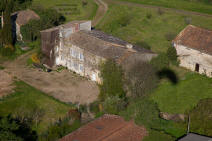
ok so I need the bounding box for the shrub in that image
[135,41,151,50]
[89,101,100,114]
[41,117,81,141]
[143,130,175,141]
[189,98,212,136]
[102,96,128,114]
[166,46,178,65]
[146,13,152,19]
[150,53,169,71]
[79,104,88,113]
[118,14,132,27]
[157,8,164,15]
[165,32,176,41]
[99,60,125,100]
[184,17,192,25]
[125,61,158,98]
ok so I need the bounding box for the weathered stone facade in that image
[174,44,212,77]
[173,25,212,77]
[41,20,156,83]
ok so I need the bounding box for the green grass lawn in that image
[117,0,212,15]
[151,73,212,114]
[0,81,72,134]
[32,0,98,21]
[97,4,212,53]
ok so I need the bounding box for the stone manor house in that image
[173,25,212,77]
[41,21,156,83]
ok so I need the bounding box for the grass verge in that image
[0,81,72,134]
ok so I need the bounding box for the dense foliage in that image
[40,118,81,141]
[166,46,178,65]
[0,115,37,141]
[126,61,158,98]
[150,53,169,71]
[190,98,212,136]
[21,7,65,42]
[99,60,125,100]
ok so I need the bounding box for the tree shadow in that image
[157,68,179,84]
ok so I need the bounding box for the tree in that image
[126,60,158,98]
[166,46,178,65]
[0,0,15,56]
[150,53,169,71]
[99,60,125,100]
[0,115,37,141]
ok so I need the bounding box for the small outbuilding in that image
[178,133,212,141]
[173,25,212,77]
[59,114,147,141]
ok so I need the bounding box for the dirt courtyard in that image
[2,52,99,104]
[0,70,14,98]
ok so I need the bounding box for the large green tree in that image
[0,115,37,141]
[99,60,125,100]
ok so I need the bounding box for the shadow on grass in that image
[157,68,179,84]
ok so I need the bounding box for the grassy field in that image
[0,81,72,134]
[151,73,212,114]
[97,4,212,53]
[32,0,98,21]
[118,0,212,15]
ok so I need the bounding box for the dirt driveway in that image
[2,51,99,104]
[0,70,14,98]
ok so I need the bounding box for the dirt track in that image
[92,0,108,27]
[2,51,99,104]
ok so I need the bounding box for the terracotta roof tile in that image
[173,25,212,55]
[59,114,147,141]
[14,9,40,26]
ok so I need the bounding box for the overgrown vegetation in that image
[189,98,212,136]
[126,60,158,98]
[0,81,72,135]
[0,115,37,141]
[21,7,65,42]
[99,60,125,100]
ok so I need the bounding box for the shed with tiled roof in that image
[173,25,212,77]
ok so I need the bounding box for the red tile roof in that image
[173,25,212,55]
[59,114,147,141]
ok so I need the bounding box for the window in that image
[73,62,79,71]
[79,53,84,61]
[79,64,84,72]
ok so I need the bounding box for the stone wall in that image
[174,44,212,77]
[55,41,104,83]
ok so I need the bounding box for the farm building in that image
[173,25,212,77]
[40,20,156,83]
[59,114,147,141]
[178,133,212,141]
[1,9,40,41]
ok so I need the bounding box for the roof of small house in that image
[59,114,147,141]
[67,30,154,62]
[178,133,212,141]
[14,9,40,26]
[173,25,212,55]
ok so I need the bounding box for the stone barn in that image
[41,20,156,83]
[173,25,212,77]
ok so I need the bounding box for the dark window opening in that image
[195,63,200,72]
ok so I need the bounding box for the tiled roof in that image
[173,25,212,55]
[59,114,147,141]
[67,30,154,62]
[15,9,40,26]
[178,133,212,141]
